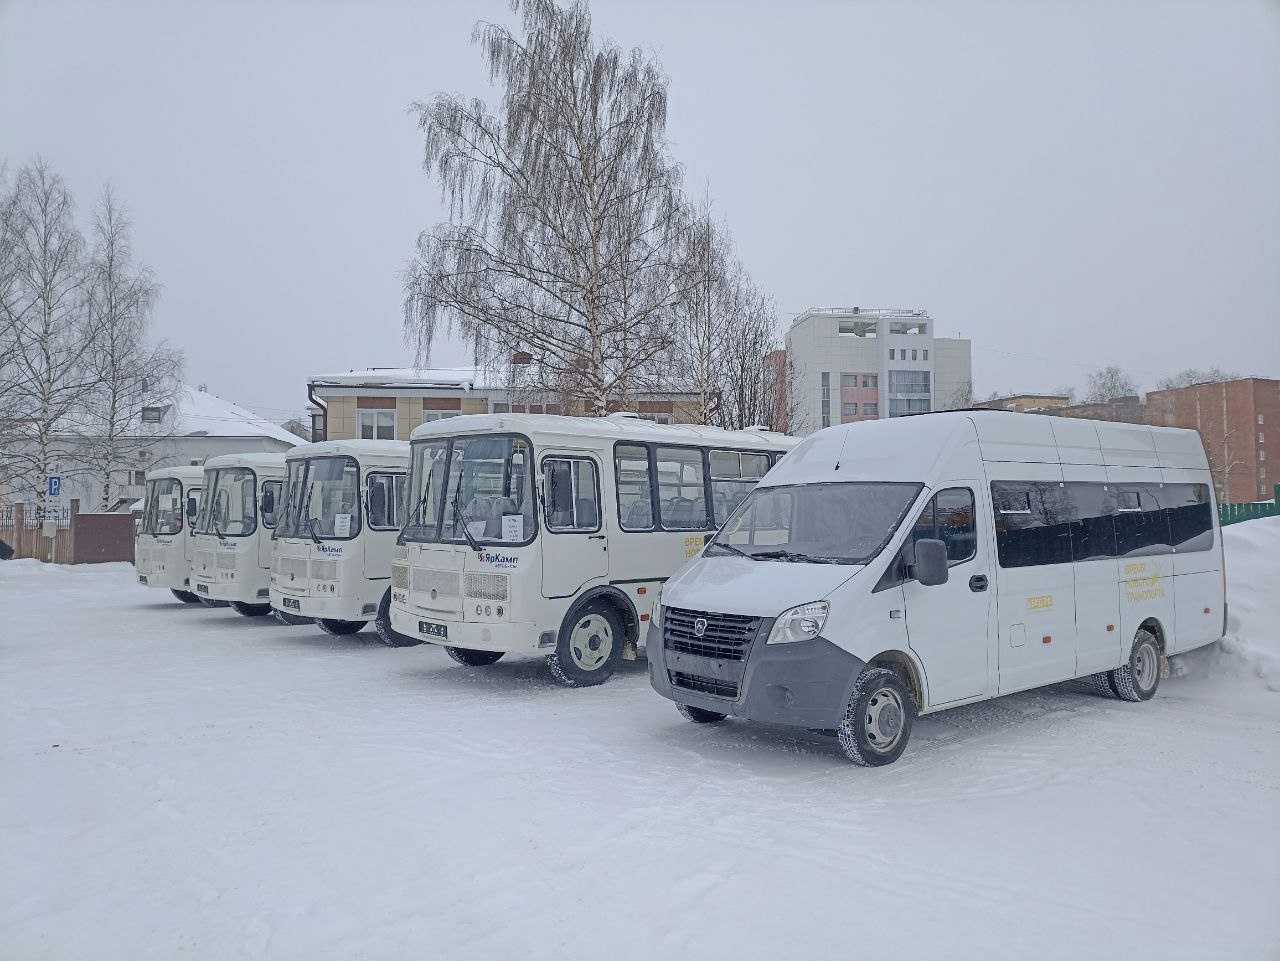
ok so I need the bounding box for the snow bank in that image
[1195,516,1280,690]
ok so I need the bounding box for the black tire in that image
[375,587,422,648]
[836,667,916,767]
[445,646,505,666]
[317,618,367,636]
[547,600,625,687]
[272,608,313,626]
[676,703,726,724]
[170,589,201,604]
[230,601,272,617]
[198,596,229,608]
[1110,629,1161,703]
[1089,671,1118,698]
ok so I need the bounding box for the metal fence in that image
[1219,487,1279,527]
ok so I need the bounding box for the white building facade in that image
[785,307,972,435]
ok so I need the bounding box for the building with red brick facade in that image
[1144,377,1278,503]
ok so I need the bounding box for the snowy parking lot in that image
[3,521,1279,960]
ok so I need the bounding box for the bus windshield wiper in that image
[451,475,481,552]
[751,549,840,564]
[304,513,322,545]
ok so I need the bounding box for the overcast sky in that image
[2,0,1277,420]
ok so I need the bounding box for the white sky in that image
[2,0,1277,419]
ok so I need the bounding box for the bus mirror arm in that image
[914,538,949,587]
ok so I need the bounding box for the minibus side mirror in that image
[914,538,949,587]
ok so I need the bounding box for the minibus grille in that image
[465,572,509,601]
[412,568,460,597]
[391,564,409,591]
[663,608,762,661]
[669,671,739,699]
[311,559,337,581]
[216,552,238,570]
[279,556,308,579]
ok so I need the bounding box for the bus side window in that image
[709,450,770,526]
[615,444,654,531]
[261,481,282,528]
[543,458,600,532]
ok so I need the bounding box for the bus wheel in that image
[445,647,504,666]
[676,703,726,724]
[836,667,915,767]
[375,588,421,648]
[198,597,229,608]
[1109,629,1161,703]
[547,602,624,687]
[231,602,272,617]
[170,589,201,604]
[273,609,312,626]
[317,618,367,636]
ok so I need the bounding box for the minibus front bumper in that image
[647,619,866,730]
[270,587,373,622]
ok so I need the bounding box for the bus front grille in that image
[391,564,409,590]
[216,552,238,570]
[196,550,216,572]
[311,559,337,581]
[412,568,460,598]
[663,607,761,661]
[669,671,739,699]
[279,556,308,579]
[465,572,509,601]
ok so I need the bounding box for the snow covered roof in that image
[309,367,496,390]
[286,439,411,464]
[411,412,798,449]
[202,452,290,473]
[176,388,300,445]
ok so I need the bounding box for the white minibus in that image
[269,439,411,638]
[389,413,797,685]
[134,465,206,603]
[649,411,1226,766]
[189,452,288,616]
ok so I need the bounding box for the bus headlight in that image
[766,601,829,645]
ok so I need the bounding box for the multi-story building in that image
[1144,377,1278,503]
[973,393,1074,413]
[307,367,703,442]
[784,307,972,434]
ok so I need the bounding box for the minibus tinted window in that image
[144,478,183,535]
[709,482,921,564]
[1166,483,1213,552]
[366,472,406,530]
[615,444,654,531]
[709,450,770,525]
[1065,482,1118,561]
[655,447,709,530]
[910,488,976,564]
[992,482,1073,568]
[1113,486,1172,557]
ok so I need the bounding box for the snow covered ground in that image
[2,521,1278,960]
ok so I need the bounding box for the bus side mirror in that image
[914,538,949,586]
[261,488,275,514]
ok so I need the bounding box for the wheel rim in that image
[569,614,613,671]
[864,687,906,754]
[1134,640,1158,690]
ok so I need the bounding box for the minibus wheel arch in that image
[1139,618,1166,652]
[869,650,925,710]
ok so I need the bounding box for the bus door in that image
[183,486,202,565]
[539,452,608,599]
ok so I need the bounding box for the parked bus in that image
[269,440,411,638]
[189,452,288,616]
[134,465,206,603]
[649,411,1225,766]
[389,413,798,685]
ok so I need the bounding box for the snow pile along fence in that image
[1219,484,1279,526]
[0,500,135,564]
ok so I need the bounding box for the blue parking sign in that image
[47,476,61,498]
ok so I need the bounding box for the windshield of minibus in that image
[402,435,534,545]
[142,478,183,535]
[196,468,258,537]
[706,482,922,564]
[274,457,361,540]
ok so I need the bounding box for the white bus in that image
[269,439,411,638]
[134,465,206,603]
[389,413,798,685]
[649,411,1226,766]
[189,452,288,616]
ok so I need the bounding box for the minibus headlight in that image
[766,601,829,645]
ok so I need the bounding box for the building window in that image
[820,372,831,429]
[923,349,929,360]
[888,368,932,417]
[141,406,165,424]
[889,321,928,336]
[1259,414,1265,425]
[841,374,858,389]
[864,402,879,417]
[863,375,878,389]
[842,403,857,416]
[422,411,460,423]
[888,349,895,360]
[911,349,918,361]
[1260,433,1266,444]
[357,409,395,440]
[838,320,877,337]
[1261,450,1266,462]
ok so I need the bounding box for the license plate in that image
[196,583,208,594]
[282,596,300,611]
[138,575,148,585]
[419,620,447,639]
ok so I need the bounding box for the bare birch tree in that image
[1155,367,1238,391]
[80,187,181,510]
[0,160,97,517]
[1085,365,1138,403]
[403,0,691,415]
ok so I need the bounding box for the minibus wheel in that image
[836,668,915,767]
[1109,629,1161,703]
[676,703,726,724]
[445,647,505,666]
[230,602,272,617]
[170,589,201,604]
[198,597,230,608]
[374,588,422,647]
[547,602,625,687]
[317,618,367,636]
[1089,672,1118,698]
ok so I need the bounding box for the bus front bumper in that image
[646,620,865,730]
[191,575,266,604]
[270,587,375,622]
[389,606,541,653]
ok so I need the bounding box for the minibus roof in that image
[285,439,410,463]
[762,410,1209,488]
[409,413,798,450]
[202,452,289,472]
[144,465,206,483]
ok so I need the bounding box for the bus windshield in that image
[706,482,922,565]
[196,468,258,537]
[275,456,361,540]
[142,478,183,535]
[403,434,534,545]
